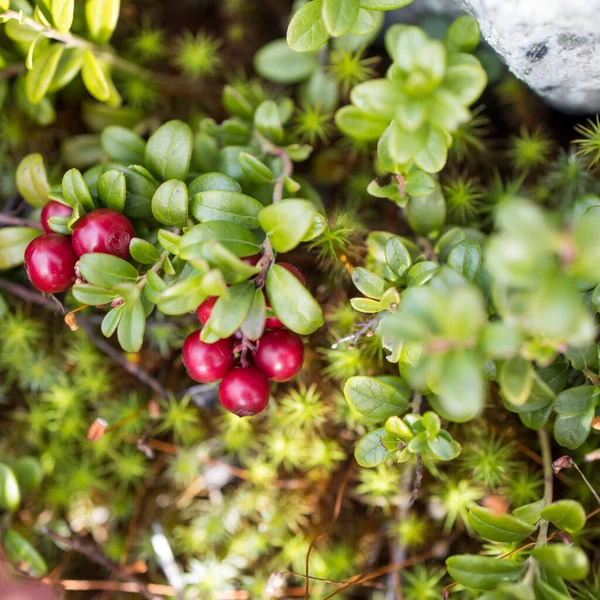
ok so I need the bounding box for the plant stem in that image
[0,213,42,228]
[331,313,384,349]
[0,279,62,311]
[537,427,554,547]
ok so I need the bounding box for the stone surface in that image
[459,0,600,114]
[387,0,600,114]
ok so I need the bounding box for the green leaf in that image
[81,49,110,102]
[72,284,118,305]
[287,0,329,52]
[145,120,193,181]
[151,179,188,228]
[155,277,206,315]
[554,410,594,449]
[480,322,522,359]
[77,253,138,289]
[344,375,410,420]
[12,457,43,493]
[106,164,157,219]
[446,555,524,590]
[62,168,94,211]
[117,299,145,352]
[500,357,534,406]
[3,530,47,577]
[385,236,412,277]
[359,0,412,9]
[414,126,448,173]
[350,297,382,313]
[101,304,124,337]
[240,288,266,341]
[129,238,161,264]
[351,267,386,299]
[434,350,484,422]
[553,385,600,416]
[541,500,586,534]
[442,63,487,106]
[405,168,436,196]
[406,185,446,235]
[468,506,536,542]
[447,240,482,281]
[85,0,120,44]
[156,230,181,256]
[513,501,545,525]
[16,153,50,208]
[532,545,589,581]
[533,578,571,600]
[355,428,392,467]
[254,100,283,143]
[52,0,73,33]
[188,172,242,196]
[266,264,324,334]
[97,170,126,212]
[445,15,480,53]
[259,199,317,252]
[180,221,260,258]
[192,190,263,229]
[0,227,40,270]
[254,38,319,84]
[239,152,274,183]
[335,105,389,141]
[205,281,254,338]
[427,431,461,461]
[101,126,145,164]
[323,0,360,37]
[0,463,21,511]
[47,47,84,92]
[478,583,535,600]
[25,42,63,104]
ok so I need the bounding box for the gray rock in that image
[459,0,600,114]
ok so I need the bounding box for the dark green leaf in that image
[259,199,317,252]
[541,500,586,534]
[152,179,188,227]
[101,304,123,337]
[200,240,259,284]
[241,288,266,341]
[355,428,392,467]
[239,152,274,183]
[500,357,534,406]
[97,170,126,212]
[468,506,536,542]
[205,281,254,338]
[385,236,412,277]
[254,100,283,143]
[512,501,545,525]
[117,300,145,352]
[62,168,94,211]
[532,545,589,581]
[145,120,193,181]
[554,410,594,449]
[12,457,42,492]
[188,172,241,197]
[16,153,50,208]
[344,375,410,419]
[101,126,145,164]
[180,221,260,258]
[77,253,138,289]
[156,277,206,315]
[446,555,524,590]
[553,385,600,416]
[129,238,161,264]
[447,240,482,281]
[72,284,118,305]
[192,190,263,229]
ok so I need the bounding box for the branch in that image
[331,314,384,350]
[0,214,42,228]
[78,319,168,398]
[0,279,62,312]
[40,528,161,600]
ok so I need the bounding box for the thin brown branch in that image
[0,279,63,311]
[0,214,42,228]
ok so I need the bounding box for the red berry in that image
[219,367,270,416]
[265,262,306,329]
[255,329,304,382]
[182,332,234,383]
[24,234,77,293]
[242,253,261,266]
[71,208,134,259]
[40,201,73,234]
[197,296,218,325]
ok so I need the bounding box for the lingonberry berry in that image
[182,332,234,383]
[24,234,77,293]
[255,329,304,382]
[40,201,73,234]
[197,296,218,325]
[219,367,270,416]
[71,209,135,259]
[265,262,306,329]
[242,253,261,266]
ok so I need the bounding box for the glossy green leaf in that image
[129,238,161,264]
[335,105,390,141]
[350,297,382,313]
[445,15,480,53]
[478,583,535,600]
[287,0,328,52]
[553,385,600,416]
[85,0,120,44]
[188,172,242,196]
[265,264,324,335]
[47,47,84,92]
[239,152,274,183]
[52,0,73,33]
[101,126,145,164]
[145,120,193,181]
[0,227,41,270]
[532,545,589,581]
[180,221,260,259]
[468,505,536,542]
[259,199,317,252]
[351,267,386,299]
[513,501,545,525]
[446,555,524,590]
[77,253,138,289]
[3,530,47,577]
[152,179,188,228]
[385,236,412,277]
[240,288,266,341]
[156,277,206,315]
[254,100,283,143]
[106,164,157,219]
[500,356,534,406]
[0,463,20,511]
[254,38,319,84]
[72,284,118,305]
[406,185,446,235]
[405,168,436,196]
[554,410,594,449]
[25,42,63,104]
[205,280,254,338]
[16,153,50,208]
[355,428,392,467]
[192,190,263,229]
[101,304,124,337]
[97,170,126,212]
[81,49,110,102]
[447,240,482,281]
[480,322,522,359]
[62,168,94,211]
[540,500,586,534]
[344,375,410,419]
[323,0,360,37]
[117,299,145,352]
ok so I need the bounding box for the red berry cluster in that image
[182,260,306,418]
[24,205,135,294]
